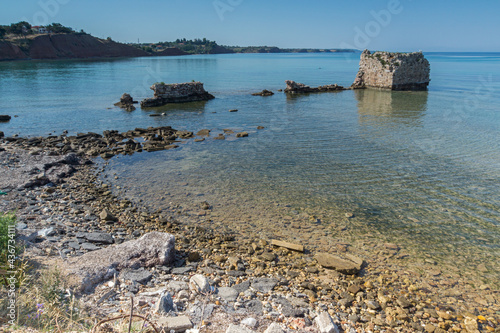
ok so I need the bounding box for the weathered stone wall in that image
[141,82,214,107]
[352,50,430,90]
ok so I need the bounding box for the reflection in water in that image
[356,89,428,126]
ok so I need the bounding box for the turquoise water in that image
[1,53,499,285]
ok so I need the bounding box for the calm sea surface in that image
[1,52,499,285]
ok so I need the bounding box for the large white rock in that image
[189,274,211,294]
[314,312,340,333]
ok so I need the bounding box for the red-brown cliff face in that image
[0,41,29,60]
[0,33,149,61]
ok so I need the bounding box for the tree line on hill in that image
[0,21,81,40]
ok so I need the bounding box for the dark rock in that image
[156,292,174,314]
[120,268,153,285]
[251,278,278,293]
[141,82,215,107]
[218,287,239,302]
[114,93,137,111]
[252,89,274,96]
[0,115,11,122]
[284,80,344,94]
[246,299,263,314]
[81,242,100,251]
[233,280,251,293]
[67,232,175,292]
[171,266,194,275]
[84,232,114,244]
[236,132,249,138]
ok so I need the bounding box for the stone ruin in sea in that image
[352,49,430,90]
[141,82,215,107]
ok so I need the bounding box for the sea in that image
[1,52,499,286]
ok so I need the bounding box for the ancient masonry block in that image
[141,82,215,107]
[352,49,430,90]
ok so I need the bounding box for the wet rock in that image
[284,80,344,94]
[114,93,137,111]
[271,239,304,252]
[196,129,211,137]
[229,109,238,112]
[67,232,175,292]
[314,253,361,274]
[0,115,11,122]
[236,132,249,138]
[252,89,274,96]
[464,317,479,333]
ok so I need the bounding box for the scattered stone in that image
[81,243,100,251]
[271,239,304,252]
[236,132,249,138]
[257,126,265,130]
[83,232,114,244]
[226,324,255,333]
[158,315,193,332]
[264,323,285,333]
[464,317,479,333]
[345,212,354,218]
[38,227,55,238]
[251,278,278,293]
[218,287,239,302]
[0,115,11,122]
[155,291,174,314]
[120,268,153,285]
[241,317,258,329]
[99,209,117,222]
[229,109,238,112]
[314,253,361,274]
[314,312,339,333]
[67,232,175,292]
[189,274,211,294]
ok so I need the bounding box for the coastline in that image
[1,131,498,332]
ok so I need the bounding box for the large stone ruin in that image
[352,49,430,90]
[141,82,215,107]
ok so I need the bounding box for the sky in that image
[1,0,499,52]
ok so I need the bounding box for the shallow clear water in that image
[1,52,499,285]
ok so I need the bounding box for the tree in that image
[0,27,6,40]
[47,23,73,34]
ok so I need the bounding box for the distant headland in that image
[0,22,358,61]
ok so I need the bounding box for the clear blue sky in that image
[1,0,499,52]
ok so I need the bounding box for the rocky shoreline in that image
[1,132,499,333]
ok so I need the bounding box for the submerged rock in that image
[0,115,11,122]
[284,80,344,94]
[114,93,137,111]
[252,89,274,96]
[314,253,362,275]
